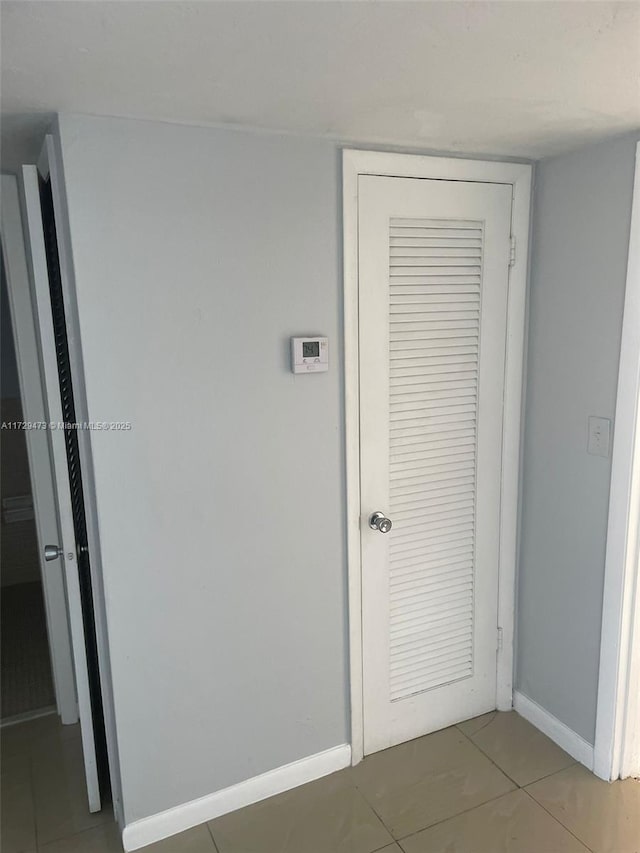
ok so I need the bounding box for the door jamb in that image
[342,150,532,764]
[594,141,640,782]
[1,173,78,724]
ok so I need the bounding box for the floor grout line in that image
[455,723,522,789]
[28,743,40,852]
[455,711,497,738]
[360,715,585,846]
[392,787,520,845]
[522,787,596,853]
[34,822,116,852]
[351,722,522,844]
[351,782,397,846]
[521,761,577,787]
[206,820,221,853]
[456,717,578,790]
[371,840,400,852]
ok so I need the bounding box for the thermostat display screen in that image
[302,341,320,358]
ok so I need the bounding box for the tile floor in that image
[1,581,56,720]
[2,710,639,852]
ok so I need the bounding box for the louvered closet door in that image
[359,175,512,754]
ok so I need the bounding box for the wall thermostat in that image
[291,336,329,374]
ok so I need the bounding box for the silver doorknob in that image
[369,512,392,534]
[44,545,63,561]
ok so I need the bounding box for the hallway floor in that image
[1,581,55,721]
[2,710,638,852]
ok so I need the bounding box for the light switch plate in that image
[587,416,612,458]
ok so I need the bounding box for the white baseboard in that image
[513,691,594,770]
[121,743,351,851]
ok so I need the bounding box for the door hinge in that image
[497,626,504,652]
[509,235,516,268]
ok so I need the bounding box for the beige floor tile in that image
[1,750,31,789]
[399,789,590,853]
[38,821,219,853]
[209,769,393,853]
[527,763,640,853]
[31,734,112,845]
[38,822,124,853]
[145,824,218,852]
[458,711,576,786]
[351,727,515,839]
[376,846,403,852]
[0,779,37,853]
[456,712,496,738]
[0,714,79,758]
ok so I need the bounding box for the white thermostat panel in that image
[291,336,329,373]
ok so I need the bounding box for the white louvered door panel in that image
[359,176,512,754]
[389,216,481,702]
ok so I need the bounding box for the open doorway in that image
[1,260,56,723]
[1,167,116,818]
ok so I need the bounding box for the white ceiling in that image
[2,1,639,170]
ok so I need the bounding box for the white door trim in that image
[1,173,78,724]
[22,162,103,812]
[343,150,532,764]
[36,132,124,823]
[594,140,640,782]
[16,133,123,824]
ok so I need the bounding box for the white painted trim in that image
[1,173,78,724]
[343,149,532,763]
[122,743,351,851]
[514,691,594,770]
[621,565,640,779]
[22,162,102,812]
[594,140,640,782]
[39,130,125,824]
[496,163,533,713]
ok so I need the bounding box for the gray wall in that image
[517,133,638,744]
[56,114,348,823]
[56,112,638,824]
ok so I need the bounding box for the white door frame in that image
[594,140,640,782]
[28,132,124,824]
[23,161,105,812]
[1,173,78,725]
[343,150,532,764]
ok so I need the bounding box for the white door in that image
[22,165,102,812]
[359,175,512,754]
[1,174,77,725]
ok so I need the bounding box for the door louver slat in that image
[391,566,475,601]
[390,612,473,646]
[390,635,473,671]
[394,511,476,536]
[390,546,474,576]
[387,217,482,702]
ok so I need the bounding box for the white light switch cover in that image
[587,416,612,458]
